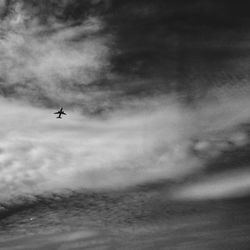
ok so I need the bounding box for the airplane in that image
[54,107,67,119]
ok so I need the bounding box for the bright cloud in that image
[0,97,201,202]
[171,169,250,200]
[0,2,111,106]
[1,84,250,203]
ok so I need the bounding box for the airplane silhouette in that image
[54,107,67,119]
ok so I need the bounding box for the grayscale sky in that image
[2,1,250,249]
[1,0,250,205]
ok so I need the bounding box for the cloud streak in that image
[172,169,250,200]
[1,83,250,203]
[0,97,201,202]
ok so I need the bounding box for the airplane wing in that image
[61,111,67,115]
[54,111,60,114]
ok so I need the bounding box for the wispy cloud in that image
[172,169,250,200]
[2,83,250,203]
[0,2,111,106]
[170,85,250,200]
[1,1,250,204]
[0,96,201,202]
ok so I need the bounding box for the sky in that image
[1,0,250,205]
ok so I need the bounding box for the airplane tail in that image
[56,116,62,119]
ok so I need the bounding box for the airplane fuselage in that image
[54,108,66,119]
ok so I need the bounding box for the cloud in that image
[171,169,250,200]
[169,85,250,200]
[0,96,201,202]
[0,0,6,10]
[1,83,250,203]
[2,1,250,205]
[0,2,111,106]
